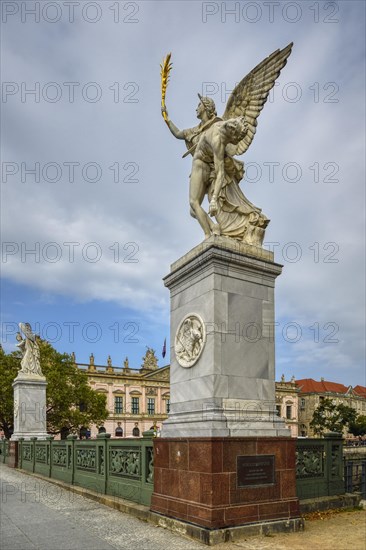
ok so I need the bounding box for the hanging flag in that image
[162,337,166,358]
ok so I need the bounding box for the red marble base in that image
[151,437,300,529]
[7,441,19,468]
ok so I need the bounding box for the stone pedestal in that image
[152,437,299,530]
[11,375,48,440]
[161,237,288,437]
[152,238,300,535]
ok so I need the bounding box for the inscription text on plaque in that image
[237,455,275,487]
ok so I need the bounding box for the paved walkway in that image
[1,464,365,550]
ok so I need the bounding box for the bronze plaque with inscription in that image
[237,455,275,487]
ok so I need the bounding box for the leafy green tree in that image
[348,415,366,437]
[310,398,357,436]
[0,346,20,439]
[0,340,108,438]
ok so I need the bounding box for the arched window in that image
[115,424,123,437]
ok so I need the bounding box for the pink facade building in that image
[79,349,170,438]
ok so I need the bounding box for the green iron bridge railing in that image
[1,432,154,506]
[1,433,364,505]
[295,435,345,500]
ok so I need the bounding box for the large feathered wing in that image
[19,322,36,342]
[223,43,293,157]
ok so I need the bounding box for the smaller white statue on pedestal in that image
[16,322,43,377]
[12,323,48,440]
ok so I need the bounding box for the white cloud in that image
[1,1,365,384]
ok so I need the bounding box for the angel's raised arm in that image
[162,107,185,139]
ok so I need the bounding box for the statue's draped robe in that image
[19,336,42,376]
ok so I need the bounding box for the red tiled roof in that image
[295,378,348,395]
[354,385,366,398]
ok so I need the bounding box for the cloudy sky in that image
[1,0,365,386]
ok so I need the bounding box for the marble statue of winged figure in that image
[16,322,43,376]
[161,43,293,246]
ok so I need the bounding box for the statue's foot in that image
[209,196,218,216]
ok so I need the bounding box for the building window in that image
[132,424,140,437]
[147,398,155,415]
[115,423,123,437]
[114,396,123,414]
[286,405,292,419]
[131,397,139,415]
[276,405,281,416]
[300,398,305,409]
[166,399,170,414]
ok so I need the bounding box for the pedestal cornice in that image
[13,375,47,387]
[164,237,282,291]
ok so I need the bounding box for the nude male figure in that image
[190,117,248,237]
[162,98,247,238]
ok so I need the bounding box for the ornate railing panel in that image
[331,443,342,478]
[296,445,324,478]
[99,447,104,475]
[35,444,47,464]
[22,443,33,462]
[76,447,97,472]
[146,446,154,484]
[109,447,141,479]
[295,436,344,499]
[52,445,67,467]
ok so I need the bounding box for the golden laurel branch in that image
[160,52,172,123]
